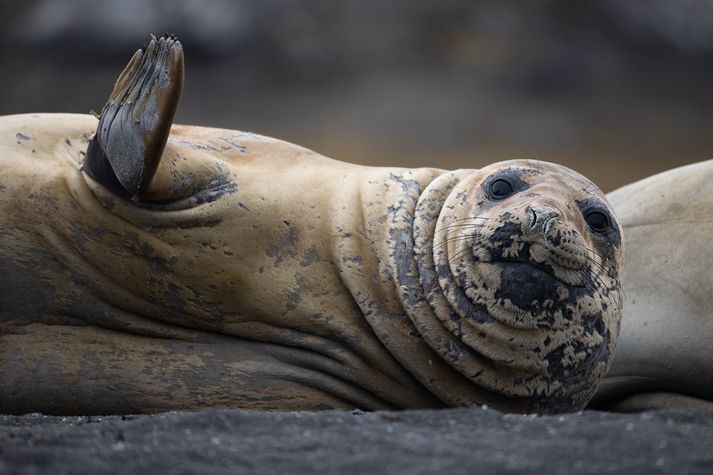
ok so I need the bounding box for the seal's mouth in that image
[492,259,569,295]
[482,242,586,289]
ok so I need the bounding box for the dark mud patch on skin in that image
[299,246,319,267]
[488,220,522,249]
[285,275,309,311]
[266,226,300,266]
[1,409,711,475]
[191,177,237,205]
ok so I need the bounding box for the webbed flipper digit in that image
[83,34,184,200]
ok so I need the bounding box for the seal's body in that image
[0,36,623,415]
[591,160,713,411]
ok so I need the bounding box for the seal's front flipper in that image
[83,34,184,200]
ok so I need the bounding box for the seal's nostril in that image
[543,216,556,235]
[530,208,538,228]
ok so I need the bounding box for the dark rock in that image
[1,408,712,474]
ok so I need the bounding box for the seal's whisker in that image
[439,233,494,256]
[433,235,473,252]
[470,235,500,260]
[585,269,611,308]
[581,247,620,290]
[435,217,492,231]
[446,245,478,266]
[586,253,623,307]
[586,257,612,290]
[584,246,608,264]
[580,252,623,307]
[432,234,479,252]
[434,223,487,234]
[440,242,472,262]
[439,216,493,225]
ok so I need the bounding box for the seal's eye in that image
[489,178,514,200]
[585,210,609,233]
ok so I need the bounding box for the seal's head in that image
[414,159,623,412]
[462,160,622,326]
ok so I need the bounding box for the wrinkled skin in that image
[0,37,624,415]
[590,160,713,411]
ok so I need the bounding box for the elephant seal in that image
[590,160,713,411]
[0,35,624,415]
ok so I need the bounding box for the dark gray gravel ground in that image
[1,408,712,474]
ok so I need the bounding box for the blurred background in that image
[2,0,713,191]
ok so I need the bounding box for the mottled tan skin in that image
[591,160,713,411]
[0,113,623,415]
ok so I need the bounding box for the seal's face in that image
[425,160,623,411]
[468,163,622,326]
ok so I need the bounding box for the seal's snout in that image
[527,206,559,235]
